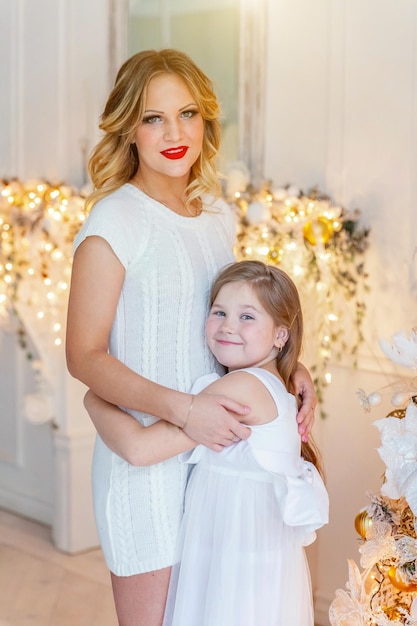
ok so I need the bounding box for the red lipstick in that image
[161,146,188,160]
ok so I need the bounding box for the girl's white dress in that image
[163,368,329,626]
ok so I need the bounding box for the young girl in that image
[85,260,329,626]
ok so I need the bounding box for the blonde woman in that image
[66,49,317,626]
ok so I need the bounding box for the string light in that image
[0,178,87,360]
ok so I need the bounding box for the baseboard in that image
[0,487,52,526]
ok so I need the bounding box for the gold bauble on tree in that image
[267,246,283,265]
[354,509,373,539]
[387,566,417,592]
[303,216,333,245]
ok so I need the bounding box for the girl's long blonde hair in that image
[86,49,222,212]
[210,260,324,477]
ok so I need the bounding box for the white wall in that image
[264,1,417,623]
[0,0,110,186]
[265,0,417,337]
[0,0,112,552]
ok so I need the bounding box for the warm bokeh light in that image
[0,178,86,359]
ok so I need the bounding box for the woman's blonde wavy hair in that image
[210,260,324,478]
[86,48,222,212]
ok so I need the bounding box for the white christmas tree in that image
[330,330,417,625]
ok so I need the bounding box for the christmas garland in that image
[0,172,370,416]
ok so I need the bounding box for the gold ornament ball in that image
[387,407,407,419]
[267,246,283,265]
[387,566,417,592]
[354,509,373,539]
[303,216,333,245]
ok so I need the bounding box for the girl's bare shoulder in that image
[203,370,279,425]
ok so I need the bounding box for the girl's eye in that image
[241,314,254,321]
[211,310,225,317]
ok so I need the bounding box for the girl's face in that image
[206,281,283,371]
[133,73,204,180]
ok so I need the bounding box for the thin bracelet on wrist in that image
[181,395,195,430]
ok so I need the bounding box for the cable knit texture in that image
[74,184,235,575]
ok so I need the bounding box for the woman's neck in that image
[131,170,201,217]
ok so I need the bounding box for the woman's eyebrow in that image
[179,102,198,110]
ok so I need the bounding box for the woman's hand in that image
[293,362,317,441]
[182,392,251,451]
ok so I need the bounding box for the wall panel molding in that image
[238,0,267,182]
[109,0,128,84]
[56,0,70,179]
[0,0,23,176]
[410,0,417,296]
[325,0,346,202]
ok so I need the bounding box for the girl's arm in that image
[66,236,250,451]
[84,390,196,465]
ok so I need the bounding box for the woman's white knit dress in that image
[163,368,329,626]
[73,184,235,575]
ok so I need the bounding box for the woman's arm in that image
[66,236,250,451]
[199,366,317,436]
[197,371,278,426]
[293,362,317,441]
[84,390,196,465]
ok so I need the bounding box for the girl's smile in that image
[206,281,284,371]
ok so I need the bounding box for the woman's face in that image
[133,73,204,180]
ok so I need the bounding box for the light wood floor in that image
[0,508,117,626]
[0,508,321,626]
